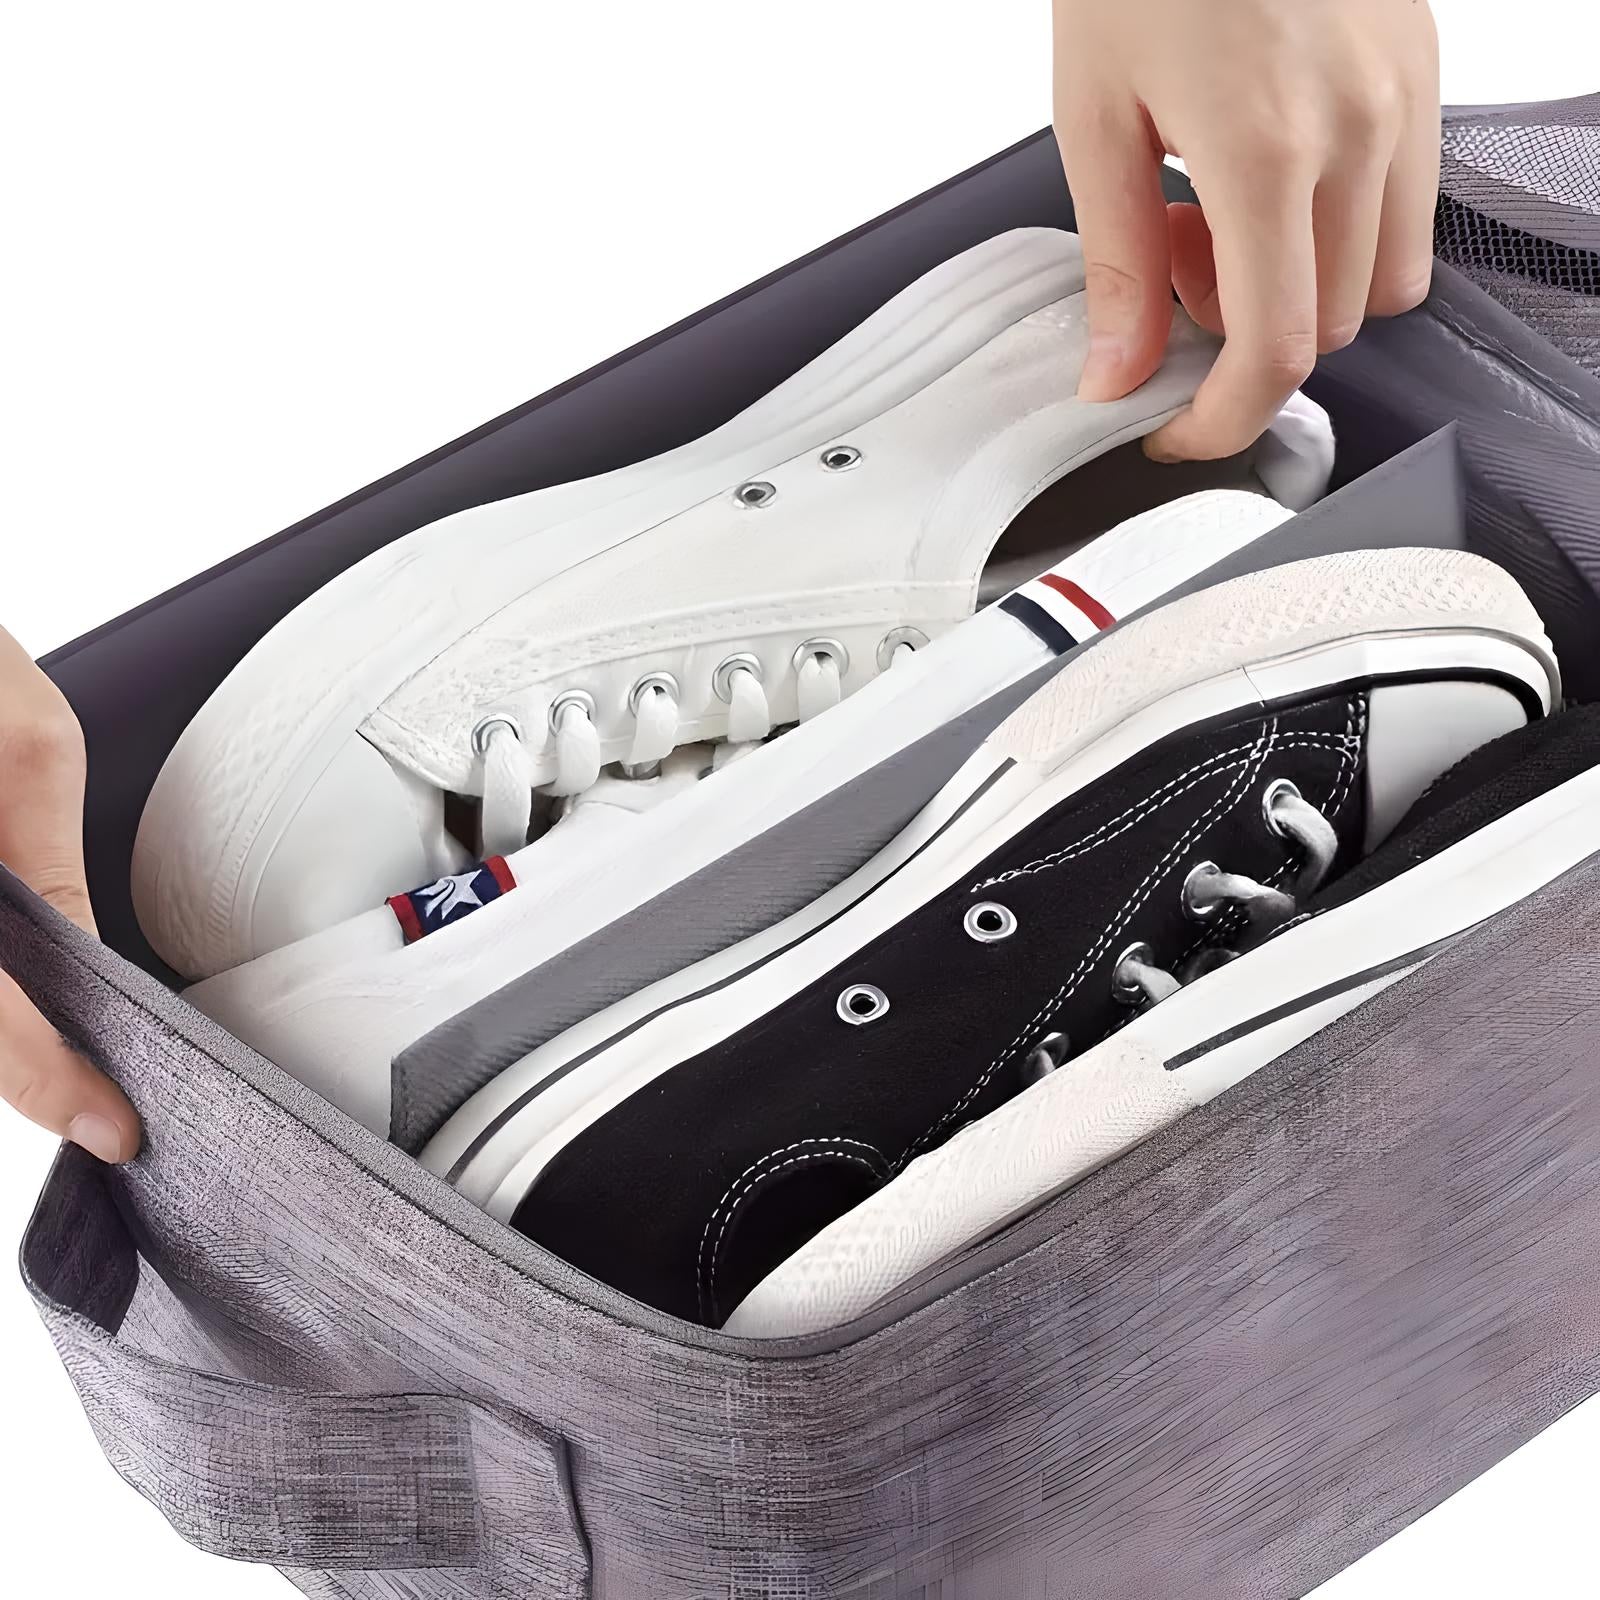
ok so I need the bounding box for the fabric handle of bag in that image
[22,1148,591,1598]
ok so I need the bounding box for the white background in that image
[2,3,1597,1593]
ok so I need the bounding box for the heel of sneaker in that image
[987,549,1553,778]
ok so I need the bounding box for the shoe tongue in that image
[563,742,712,820]
[1360,680,1530,852]
[1309,706,1599,917]
[1392,706,1596,833]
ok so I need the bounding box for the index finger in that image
[1147,161,1320,462]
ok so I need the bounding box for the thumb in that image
[0,971,139,1162]
[1055,96,1174,402]
[0,625,140,1162]
[0,628,96,933]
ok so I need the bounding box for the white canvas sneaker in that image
[186,488,1310,1136]
[133,227,1329,979]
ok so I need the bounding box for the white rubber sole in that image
[724,755,1600,1337]
[187,489,1295,1135]
[134,229,1087,977]
[420,549,1558,1214]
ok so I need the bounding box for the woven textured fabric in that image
[23,1129,590,1596]
[1436,95,1600,371]
[12,843,1600,1599]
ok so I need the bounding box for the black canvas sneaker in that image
[723,703,1600,1335]
[420,549,1560,1327]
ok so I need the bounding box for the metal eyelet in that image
[820,444,861,472]
[470,712,522,756]
[1261,778,1303,838]
[875,626,930,671]
[1181,861,1224,923]
[734,480,777,508]
[712,653,764,703]
[837,983,890,1026]
[793,637,850,678]
[627,671,680,716]
[1022,1031,1070,1085]
[963,901,1018,943]
[547,688,597,734]
[1111,941,1158,1005]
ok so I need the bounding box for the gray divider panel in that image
[390,423,1467,1148]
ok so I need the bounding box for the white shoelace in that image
[794,652,842,722]
[474,644,882,853]
[1110,785,1339,1010]
[625,684,680,771]
[725,666,772,744]
[479,720,534,857]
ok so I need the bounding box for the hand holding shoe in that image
[0,626,139,1162]
[1053,0,1440,459]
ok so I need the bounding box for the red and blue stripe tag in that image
[999,571,1116,656]
[388,856,516,944]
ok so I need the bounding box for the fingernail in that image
[69,1113,126,1164]
[1076,332,1128,401]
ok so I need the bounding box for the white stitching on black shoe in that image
[1167,693,1363,977]
[975,729,1358,891]
[905,721,1280,1163]
[699,1137,891,1323]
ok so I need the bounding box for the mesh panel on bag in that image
[1434,97,1600,373]
[1436,201,1600,296]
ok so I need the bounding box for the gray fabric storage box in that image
[9,95,1600,1598]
